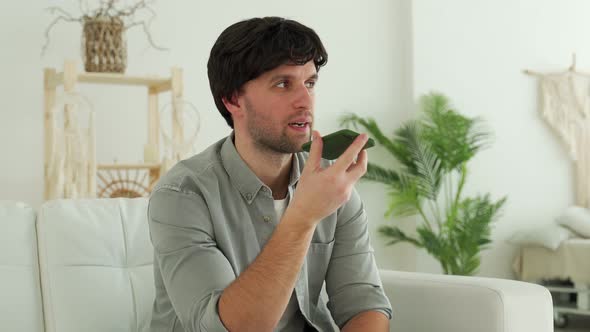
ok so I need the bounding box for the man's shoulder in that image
[153,138,227,195]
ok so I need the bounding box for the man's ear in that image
[222,92,243,117]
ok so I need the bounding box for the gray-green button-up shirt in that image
[148,134,392,332]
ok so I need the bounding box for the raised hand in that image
[286,130,368,227]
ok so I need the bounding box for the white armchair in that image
[0,199,554,332]
[380,269,554,332]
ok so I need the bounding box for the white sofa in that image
[0,199,554,332]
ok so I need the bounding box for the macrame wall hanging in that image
[524,54,590,208]
[159,98,201,173]
[45,92,96,200]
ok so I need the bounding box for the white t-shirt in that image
[274,194,307,331]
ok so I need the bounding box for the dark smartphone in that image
[301,129,375,160]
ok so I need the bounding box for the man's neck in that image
[233,133,292,200]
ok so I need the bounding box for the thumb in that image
[306,130,323,172]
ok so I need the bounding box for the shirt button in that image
[263,216,272,223]
[245,193,252,200]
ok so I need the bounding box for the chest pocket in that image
[306,238,335,305]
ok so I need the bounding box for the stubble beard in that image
[245,99,311,154]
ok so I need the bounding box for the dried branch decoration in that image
[42,0,168,72]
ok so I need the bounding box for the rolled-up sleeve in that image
[148,187,233,332]
[325,187,393,328]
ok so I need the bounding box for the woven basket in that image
[81,16,127,73]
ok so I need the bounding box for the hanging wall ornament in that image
[46,91,96,200]
[159,98,201,172]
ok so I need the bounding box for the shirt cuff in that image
[197,289,229,332]
[372,308,392,320]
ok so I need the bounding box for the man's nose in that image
[292,83,313,109]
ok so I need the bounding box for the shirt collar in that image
[220,132,306,204]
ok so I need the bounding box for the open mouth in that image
[288,122,309,128]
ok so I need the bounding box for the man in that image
[148,16,392,332]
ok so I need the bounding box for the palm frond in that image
[416,226,442,254]
[416,225,458,274]
[448,194,507,275]
[396,122,442,199]
[420,92,451,116]
[385,175,420,217]
[420,93,492,171]
[362,162,400,185]
[390,121,422,173]
[410,141,442,200]
[378,225,422,247]
[466,118,493,155]
[340,113,398,157]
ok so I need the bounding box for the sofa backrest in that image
[36,198,154,332]
[0,201,45,332]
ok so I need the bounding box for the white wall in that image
[11,0,581,278]
[0,1,414,271]
[412,0,590,277]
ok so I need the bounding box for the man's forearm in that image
[218,211,315,331]
[341,310,390,332]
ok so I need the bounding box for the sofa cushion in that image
[0,201,45,332]
[507,223,573,250]
[556,205,590,238]
[37,198,154,332]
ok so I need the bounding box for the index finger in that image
[304,130,323,174]
[332,133,369,172]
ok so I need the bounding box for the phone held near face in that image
[301,129,375,160]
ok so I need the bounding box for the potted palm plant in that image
[341,92,506,276]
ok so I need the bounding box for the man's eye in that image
[276,81,288,88]
[305,81,316,88]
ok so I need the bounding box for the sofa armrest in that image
[379,269,553,332]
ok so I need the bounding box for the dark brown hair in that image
[207,17,328,128]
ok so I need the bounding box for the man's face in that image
[237,61,317,154]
